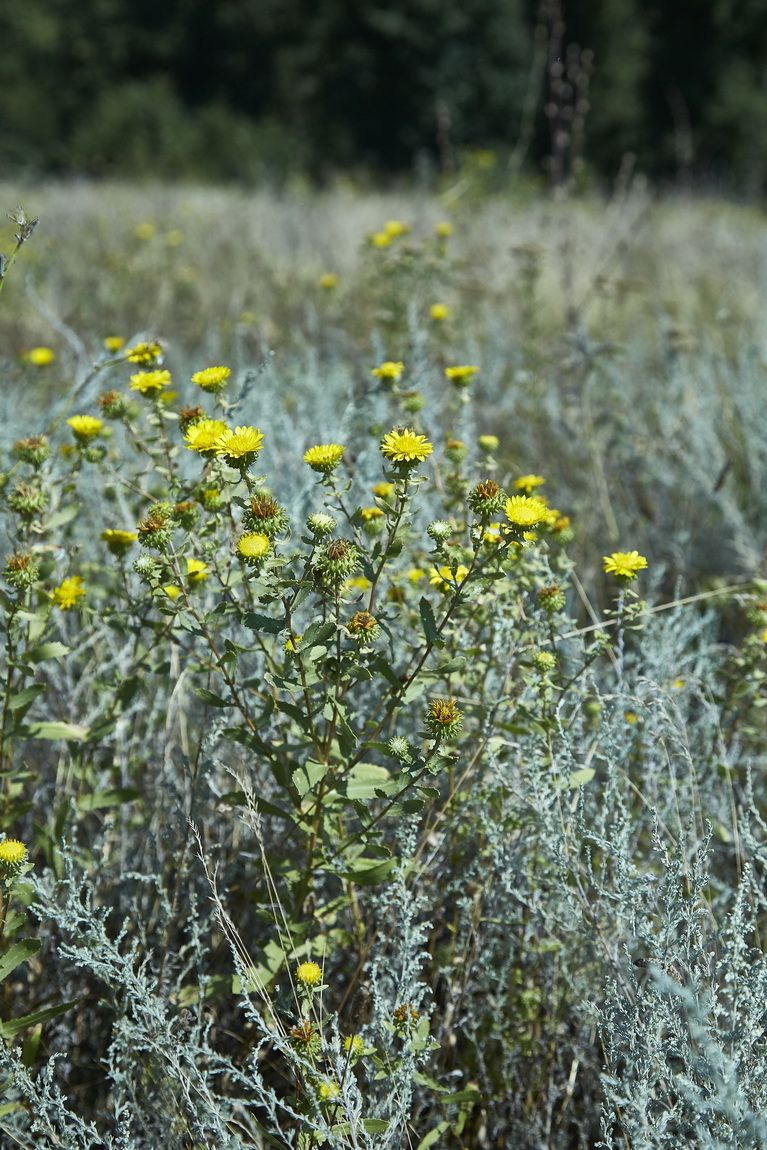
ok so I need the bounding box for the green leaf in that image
[293,759,331,797]
[7,685,45,713]
[20,721,90,741]
[43,504,81,531]
[419,597,442,646]
[342,762,396,799]
[243,611,284,635]
[24,642,70,664]
[0,1000,77,1039]
[335,856,397,885]
[302,620,336,647]
[568,768,596,789]
[77,788,140,811]
[416,1120,451,1150]
[439,1087,481,1106]
[194,688,232,707]
[331,1119,390,1137]
[0,938,40,983]
[433,656,466,675]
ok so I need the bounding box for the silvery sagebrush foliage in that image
[0,194,766,1150]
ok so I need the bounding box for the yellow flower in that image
[184,419,230,454]
[304,444,345,474]
[134,222,156,240]
[345,575,372,593]
[514,474,545,494]
[101,529,138,555]
[380,428,434,465]
[373,482,396,500]
[445,365,479,388]
[285,634,302,652]
[237,532,271,562]
[504,496,549,529]
[317,1081,339,1102]
[429,303,451,321]
[344,1035,364,1055]
[318,273,338,289]
[51,575,86,610]
[371,231,392,248]
[191,365,231,393]
[603,551,648,581]
[163,584,182,600]
[408,567,427,583]
[214,426,265,466]
[371,361,405,384]
[384,220,409,237]
[165,229,184,246]
[129,369,171,394]
[429,564,470,591]
[186,557,209,583]
[103,336,125,353]
[483,524,504,544]
[67,415,104,442]
[360,506,384,522]
[0,840,27,866]
[125,340,162,364]
[28,347,55,366]
[296,961,323,987]
[434,221,453,237]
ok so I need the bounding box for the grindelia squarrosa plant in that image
[2,204,767,1150]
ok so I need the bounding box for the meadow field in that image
[0,180,767,1148]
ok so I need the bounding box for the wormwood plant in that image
[3,205,767,1149]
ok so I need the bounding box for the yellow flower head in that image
[380,428,434,465]
[134,222,156,240]
[345,574,372,593]
[384,220,409,237]
[184,419,229,454]
[603,550,648,581]
[318,273,338,289]
[373,481,396,500]
[103,336,125,353]
[408,567,427,583]
[214,426,265,467]
[237,532,271,563]
[163,584,182,600]
[504,496,549,530]
[166,229,183,246]
[429,303,451,321]
[360,506,384,522]
[51,575,86,610]
[67,415,104,442]
[514,474,545,494]
[186,557,209,583]
[296,961,323,987]
[371,231,392,248]
[429,564,470,591]
[125,340,162,365]
[191,366,231,394]
[435,221,454,237]
[101,529,138,555]
[28,347,55,366]
[445,365,479,388]
[371,361,405,384]
[0,840,27,866]
[129,369,171,394]
[304,443,345,474]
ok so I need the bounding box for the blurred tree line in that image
[2,0,767,190]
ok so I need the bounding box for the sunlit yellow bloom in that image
[163,584,182,600]
[51,575,86,610]
[101,529,138,555]
[429,564,470,591]
[373,482,396,500]
[445,365,479,388]
[296,961,323,986]
[304,443,345,473]
[384,220,409,237]
[317,1081,339,1102]
[408,567,427,583]
[360,506,384,522]
[504,496,549,529]
[318,273,338,289]
[184,419,229,454]
[429,303,451,321]
[129,369,171,394]
[186,557,209,583]
[165,229,184,246]
[237,532,271,561]
[134,222,156,240]
[483,524,504,544]
[0,840,27,866]
[285,634,302,652]
[478,435,499,453]
[624,711,639,725]
[380,428,433,465]
[191,366,231,393]
[434,221,453,237]
[125,340,162,365]
[103,336,125,353]
[28,347,55,366]
[371,231,392,248]
[345,575,372,592]
[214,426,265,465]
[371,361,405,384]
[514,474,545,494]
[603,551,648,581]
[67,415,104,442]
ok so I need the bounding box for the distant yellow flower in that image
[237,532,271,562]
[101,529,138,555]
[624,711,640,725]
[483,524,504,544]
[165,229,184,246]
[429,303,451,321]
[434,221,453,237]
[51,575,86,610]
[445,365,479,388]
[191,366,231,394]
[163,584,182,600]
[603,551,648,581]
[28,347,55,366]
[380,428,433,465]
[478,435,499,453]
[186,557,209,583]
[408,567,427,583]
[371,231,392,248]
[125,340,162,365]
[129,369,171,394]
[373,482,396,500]
[360,506,384,522]
[67,415,104,442]
[304,443,345,474]
[317,1081,339,1102]
[184,419,229,454]
[345,574,372,593]
[514,474,545,494]
[284,634,302,652]
[0,840,27,866]
[296,961,323,986]
[371,361,405,384]
[429,564,470,591]
[214,426,264,466]
[318,273,338,289]
[504,496,549,529]
[134,222,156,240]
[103,336,125,353]
[384,220,409,237]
